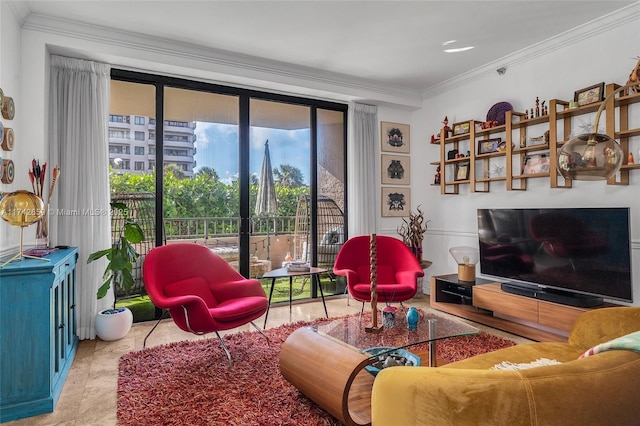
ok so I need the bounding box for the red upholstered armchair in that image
[333,235,424,313]
[142,243,269,362]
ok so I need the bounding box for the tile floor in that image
[6,295,532,426]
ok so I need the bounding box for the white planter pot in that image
[95,307,133,341]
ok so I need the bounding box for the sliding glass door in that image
[110,69,347,311]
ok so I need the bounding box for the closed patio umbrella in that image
[255,140,277,259]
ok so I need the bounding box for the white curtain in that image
[49,56,112,340]
[347,102,378,236]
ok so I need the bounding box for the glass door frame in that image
[111,69,348,282]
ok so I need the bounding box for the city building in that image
[108,114,196,177]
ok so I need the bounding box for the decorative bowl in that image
[361,346,420,376]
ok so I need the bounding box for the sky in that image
[194,123,311,185]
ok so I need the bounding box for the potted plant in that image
[87,201,144,341]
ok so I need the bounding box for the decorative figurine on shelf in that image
[442,116,451,137]
[407,307,419,331]
[535,97,540,117]
[628,152,635,165]
[541,100,547,116]
[623,57,640,95]
[431,134,437,144]
[434,165,441,184]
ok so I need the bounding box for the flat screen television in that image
[477,208,633,307]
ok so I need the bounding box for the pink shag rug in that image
[118,312,515,425]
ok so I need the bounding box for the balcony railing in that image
[163,215,297,241]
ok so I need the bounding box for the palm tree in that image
[274,164,304,188]
[195,166,218,181]
[163,163,185,179]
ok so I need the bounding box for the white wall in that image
[410,12,640,305]
[0,3,28,256]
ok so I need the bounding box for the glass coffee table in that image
[279,309,479,426]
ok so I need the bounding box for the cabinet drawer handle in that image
[59,323,65,329]
[70,304,76,309]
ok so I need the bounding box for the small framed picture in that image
[381,121,410,153]
[574,82,604,107]
[522,153,550,175]
[381,154,410,185]
[381,187,411,217]
[454,161,470,181]
[528,135,546,146]
[477,137,502,155]
[452,121,470,136]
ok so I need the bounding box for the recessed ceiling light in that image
[444,46,475,53]
[442,40,457,46]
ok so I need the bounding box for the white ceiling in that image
[20,1,638,93]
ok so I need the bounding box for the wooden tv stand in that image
[429,274,616,342]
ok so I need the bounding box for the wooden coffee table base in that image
[279,327,375,426]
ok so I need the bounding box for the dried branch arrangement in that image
[397,205,428,253]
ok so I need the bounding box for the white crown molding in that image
[6,0,31,25]
[22,13,422,108]
[422,2,640,99]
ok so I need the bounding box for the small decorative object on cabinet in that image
[0,248,79,423]
[448,246,479,282]
[87,201,144,340]
[0,190,49,267]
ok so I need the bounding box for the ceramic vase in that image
[95,307,133,341]
[407,307,419,330]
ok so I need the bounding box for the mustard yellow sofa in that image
[372,307,640,426]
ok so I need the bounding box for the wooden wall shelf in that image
[435,84,640,194]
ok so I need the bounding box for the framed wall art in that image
[477,137,502,155]
[381,154,410,185]
[380,121,410,154]
[452,121,470,136]
[522,153,550,175]
[454,162,470,181]
[574,82,604,107]
[381,187,411,217]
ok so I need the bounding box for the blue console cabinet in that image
[0,248,79,423]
